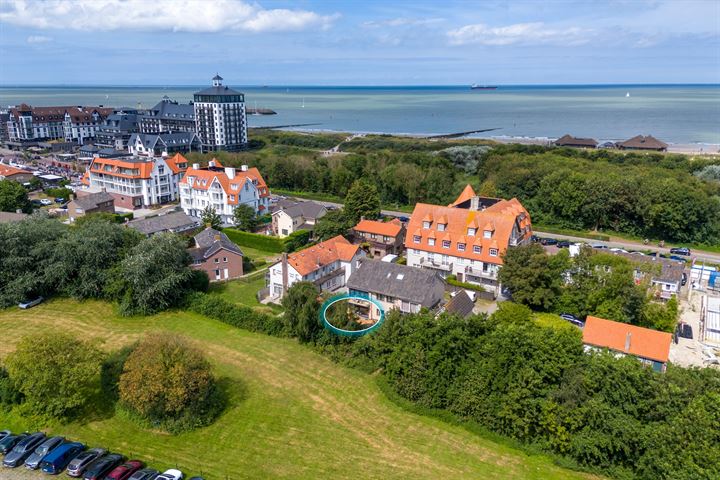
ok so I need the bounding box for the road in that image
[278,195,720,265]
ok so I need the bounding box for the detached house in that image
[267,235,365,299]
[0,163,34,183]
[405,185,532,294]
[67,191,115,221]
[582,316,672,372]
[179,159,270,225]
[352,218,406,258]
[188,227,244,282]
[271,199,327,238]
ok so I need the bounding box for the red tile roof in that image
[405,197,532,264]
[165,153,189,174]
[89,157,154,179]
[180,163,269,204]
[287,235,360,276]
[10,105,112,123]
[354,218,402,237]
[449,184,477,207]
[583,316,672,363]
[0,164,31,178]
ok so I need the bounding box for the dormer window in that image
[428,238,436,246]
[231,184,239,190]
[467,227,476,236]
[437,223,446,232]
[442,240,451,249]
[458,243,466,252]
[484,230,492,239]
[489,248,498,256]
[473,245,481,254]
[413,235,421,243]
[423,221,431,229]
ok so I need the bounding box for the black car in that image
[677,323,693,339]
[539,237,558,246]
[556,240,571,248]
[0,430,11,442]
[0,434,27,454]
[670,247,691,256]
[2,431,46,468]
[681,272,688,286]
[67,448,107,477]
[82,453,125,480]
[128,468,160,480]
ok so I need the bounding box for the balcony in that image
[419,257,453,272]
[312,267,345,288]
[464,265,498,280]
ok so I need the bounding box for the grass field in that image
[207,275,283,314]
[0,300,601,480]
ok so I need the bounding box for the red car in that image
[105,460,145,480]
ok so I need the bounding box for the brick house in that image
[188,227,244,282]
[67,191,115,221]
[0,163,34,183]
[352,218,406,258]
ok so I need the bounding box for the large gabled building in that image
[139,96,196,134]
[6,104,113,145]
[179,159,270,225]
[404,185,532,294]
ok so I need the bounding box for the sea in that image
[1,84,719,145]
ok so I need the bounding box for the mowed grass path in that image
[0,300,600,480]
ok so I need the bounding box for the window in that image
[223,257,228,262]
[458,243,466,252]
[437,223,446,232]
[484,230,492,239]
[490,248,498,256]
[423,221,431,229]
[383,236,390,242]
[370,234,377,240]
[214,258,220,263]
[467,227,476,236]
[428,238,435,246]
[442,240,450,249]
[230,195,235,201]
[473,245,481,254]
[413,235,421,244]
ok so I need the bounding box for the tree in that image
[641,296,679,332]
[344,179,380,224]
[313,209,354,241]
[201,205,222,230]
[499,244,570,311]
[0,179,31,213]
[233,204,259,232]
[112,233,194,315]
[283,230,311,253]
[5,333,103,419]
[119,333,221,432]
[281,282,322,343]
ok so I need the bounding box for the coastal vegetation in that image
[187,130,720,246]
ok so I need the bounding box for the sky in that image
[0,0,718,85]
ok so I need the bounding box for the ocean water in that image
[1,85,718,144]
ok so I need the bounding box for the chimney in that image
[192,163,200,170]
[470,196,480,211]
[225,167,236,179]
[209,160,216,168]
[281,253,289,296]
[240,164,248,172]
[624,332,632,353]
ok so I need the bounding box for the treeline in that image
[187,132,720,244]
[187,287,720,480]
[0,214,207,315]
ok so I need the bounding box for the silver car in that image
[66,447,106,477]
[24,435,64,469]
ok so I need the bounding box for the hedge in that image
[223,229,284,253]
[186,292,286,337]
[533,224,610,242]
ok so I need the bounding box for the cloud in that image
[26,35,52,43]
[447,22,591,46]
[362,17,445,29]
[0,0,338,33]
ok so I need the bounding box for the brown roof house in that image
[67,191,115,222]
[188,227,244,282]
[0,164,34,183]
[352,218,406,258]
[617,135,668,152]
[554,134,598,148]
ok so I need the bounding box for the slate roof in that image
[129,132,200,150]
[275,200,327,221]
[147,100,195,121]
[194,85,244,96]
[189,227,243,261]
[613,251,684,285]
[73,191,114,211]
[127,211,200,236]
[347,259,445,307]
[444,290,475,318]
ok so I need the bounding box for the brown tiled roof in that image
[583,316,672,363]
[354,218,402,237]
[555,134,598,147]
[286,235,360,276]
[449,184,477,207]
[618,135,668,150]
[10,105,112,123]
[180,163,270,204]
[0,164,31,177]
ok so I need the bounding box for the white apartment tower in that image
[193,75,248,152]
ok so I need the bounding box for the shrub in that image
[223,229,284,253]
[186,292,285,336]
[5,333,103,419]
[118,333,224,433]
[0,366,23,406]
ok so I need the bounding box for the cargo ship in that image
[471,84,498,90]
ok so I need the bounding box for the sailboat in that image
[301,97,305,108]
[626,92,630,98]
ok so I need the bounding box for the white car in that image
[156,469,184,480]
[39,199,53,206]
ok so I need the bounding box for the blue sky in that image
[0,0,718,85]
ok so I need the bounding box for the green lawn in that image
[208,275,283,314]
[0,299,601,480]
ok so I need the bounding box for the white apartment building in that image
[267,235,365,299]
[193,75,248,152]
[84,153,189,209]
[179,159,270,225]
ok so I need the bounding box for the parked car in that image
[156,469,184,480]
[0,433,27,454]
[397,216,409,223]
[2,431,46,468]
[40,199,53,206]
[128,468,160,480]
[670,255,688,263]
[677,323,693,339]
[560,313,585,328]
[539,237,557,246]
[66,448,107,477]
[0,430,11,442]
[556,240,571,248]
[670,247,691,256]
[106,460,145,480]
[82,453,125,480]
[18,296,43,309]
[53,197,66,204]
[591,243,608,249]
[24,435,64,469]
[188,477,205,480]
[39,441,85,475]
[31,199,43,206]
[682,272,688,286]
